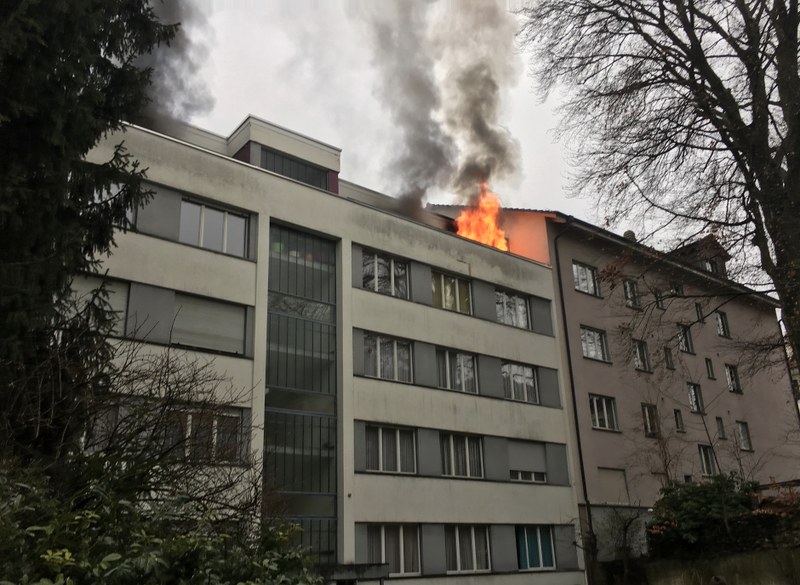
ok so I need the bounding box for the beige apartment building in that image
[84,117,587,585]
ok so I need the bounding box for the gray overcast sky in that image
[189,1,597,222]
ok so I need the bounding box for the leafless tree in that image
[520,0,800,359]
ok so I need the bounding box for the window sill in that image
[583,356,613,365]
[591,426,622,433]
[519,567,557,573]
[740,448,755,453]
[680,350,696,355]
[446,570,492,576]
[360,374,415,385]
[574,289,603,300]
[364,469,418,476]
[690,410,705,415]
[718,334,732,339]
[729,389,743,395]
[635,368,653,374]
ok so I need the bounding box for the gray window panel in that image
[226,213,247,257]
[267,313,336,395]
[416,428,442,476]
[537,367,561,408]
[202,207,225,251]
[553,525,580,570]
[410,262,433,305]
[244,306,255,358]
[265,387,335,415]
[353,421,367,472]
[489,525,518,573]
[137,183,182,240]
[125,283,175,344]
[351,245,363,288]
[508,440,546,473]
[482,436,510,481]
[545,443,570,486]
[295,518,336,566]
[355,523,369,564]
[178,200,202,246]
[471,280,498,321]
[477,355,503,398]
[529,297,553,335]
[261,147,328,190]
[173,294,246,354]
[421,525,447,575]
[352,329,365,376]
[413,341,438,388]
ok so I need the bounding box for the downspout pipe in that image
[552,223,595,581]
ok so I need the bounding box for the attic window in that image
[702,258,720,274]
[260,147,328,190]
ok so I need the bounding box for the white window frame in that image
[363,333,413,383]
[179,199,249,257]
[501,361,539,404]
[678,324,694,353]
[716,311,731,337]
[687,383,704,413]
[495,289,530,329]
[633,339,651,371]
[623,279,641,309]
[510,470,547,483]
[725,364,742,393]
[362,250,409,299]
[367,524,421,576]
[572,262,601,296]
[699,444,716,476]
[736,421,753,451]
[589,394,619,430]
[642,403,658,437]
[432,271,472,314]
[365,425,416,474]
[440,433,484,478]
[581,326,610,361]
[437,348,478,394]
[166,408,245,464]
[445,525,491,574]
[516,525,556,571]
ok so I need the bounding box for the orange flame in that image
[455,181,508,251]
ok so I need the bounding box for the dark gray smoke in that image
[358,0,520,206]
[134,1,214,134]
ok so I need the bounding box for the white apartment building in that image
[85,116,586,585]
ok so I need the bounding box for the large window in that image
[516,526,555,571]
[623,279,641,309]
[445,525,490,573]
[687,383,705,413]
[633,339,651,371]
[716,311,731,337]
[363,333,412,383]
[164,408,246,464]
[573,262,600,296]
[437,349,478,393]
[179,200,248,258]
[365,426,415,474]
[495,289,530,328]
[367,525,420,576]
[501,361,538,403]
[173,294,247,355]
[362,250,408,299]
[440,433,483,478]
[432,272,472,314]
[725,364,742,393]
[261,147,328,190]
[678,324,694,353]
[736,421,753,451]
[589,394,618,430]
[642,403,658,437]
[699,444,716,476]
[581,326,610,361]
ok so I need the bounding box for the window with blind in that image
[440,433,483,478]
[367,525,420,576]
[173,294,247,354]
[507,440,547,483]
[445,525,491,573]
[365,426,416,474]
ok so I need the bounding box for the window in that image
[716,311,731,337]
[736,421,753,451]
[432,271,471,314]
[365,426,416,473]
[654,289,665,309]
[699,444,716,476]
[164,408,245,463]
[501,361,538,403]
[687,383,705,413]
[678,324,694,353]
[179,200,248,257]
[715,417,726,439]
[725,364,742,393]
[363,333,412,382]
[581,326,610,361]
[674,409,685,432]
[367,525,420,576]
[362,251,408,299]
[695,303,705,323]
[705,358,716,379]
[670,283,684,297]
[664,347,675,369]
[510,470,547,483]
[445,525,490,573]
[437,349,478,393]
[261,147,328,190]
[589,394,619,430]
[173,294,247,355]
[495,289,530,328]
[516,526,555,571]
[633,339,651,371]
[623,279,641,309]
[440,433,483,478]
[642,403,658,437]
[703,258,720,274]
[573,262,601,296]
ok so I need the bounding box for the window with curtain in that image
[445,525,490,573]
[501,361,538,403]
[440,433,483,478]
[432,271,472,314]
[495,289,530,328]
[363,332,412,382]
[516,526,555,570]
[366,525,420,575]
[437,348,478,393]
[362,250,409,299]
[365,426,416,473]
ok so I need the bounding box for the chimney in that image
[623,230,637,242]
